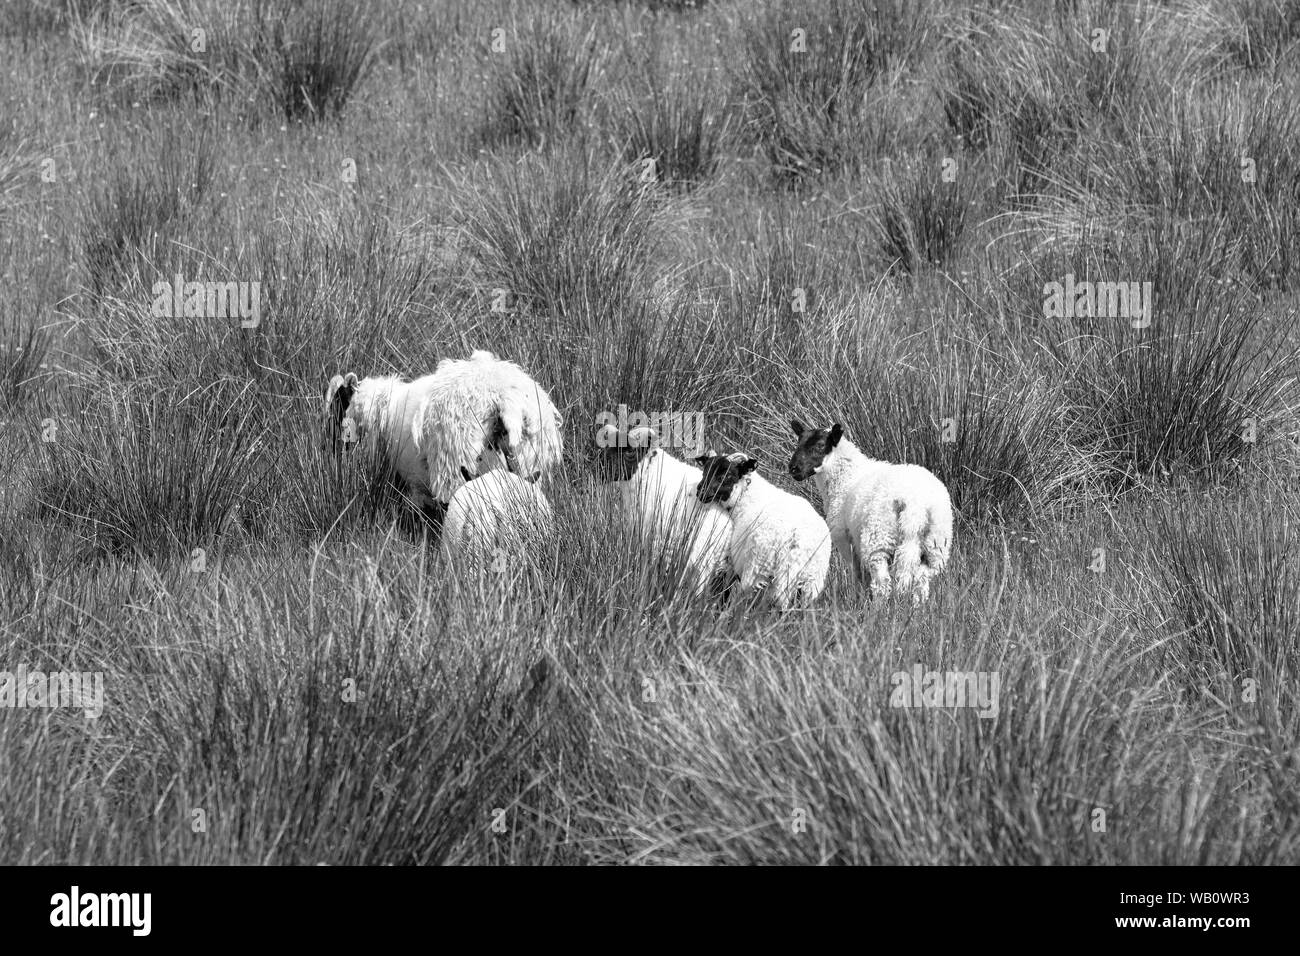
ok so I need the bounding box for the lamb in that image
[441,465,553,570]
[596,424,733,598]
[788,420,953,604]
[325,350,563,515]
[693,451,831,610]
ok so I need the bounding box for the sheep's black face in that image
[694,453,757,506]
[595,431,654,482]
[486,410,520,474]
[788,419,842,481]
[325,373,359,450]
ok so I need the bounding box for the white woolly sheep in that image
[788,420,953,604]
[693,451,830,610]
[441,465,553,570]
[596,424,733,598]
[325,349,563,513]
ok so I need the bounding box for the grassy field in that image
[2,0,1299,864]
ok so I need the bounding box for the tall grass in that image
[0,300,53,410]
[3,0,1300,866]
[69,0,375,120]
[447,150,674,329]
[874,149,985,275]
[1000,224,1300,485]
[81,118,217,296]
[737,0,937,181]
[609,33,733,190]
[478,11,605,149]
[35,378,273,556]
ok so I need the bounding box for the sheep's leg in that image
[832,530,859,577]
[737,565,767,604]
[708,567,737,604]
[417,491,446,535]
[914,566,936,605]
[892,557,920,603]
[919,576,932,605]
[865,549,892,602]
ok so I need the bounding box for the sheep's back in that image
[838,462,951,542]
[417,357,563,502]
[619,453,733,583]
[442,471,553,564]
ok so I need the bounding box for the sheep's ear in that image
[827,423,843,448]
[739,458,759,476]
[628,426,657,448]
[459,465,474,482]
[790,419,806,438]
[326,374,356,418]
[595,423,620,447]
[527,470,541,484]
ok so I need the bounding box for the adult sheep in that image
[325,350,563,514]
[693,451,830,610]
[788,420,953,604]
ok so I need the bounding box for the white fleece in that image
[441,469,553,568]
[616,447,733,597]
[715,473,830,610]
[812,437,953,603]
[344,373,439,508]
[419,350,563,503]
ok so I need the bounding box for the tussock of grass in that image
[1220,0,1300,69]
[448,151,673,327]
[69,0,375,120]
[35,378,273,556]
[81,119,217,295]
[478,11,605,149]
[0,300,52,410]
[997,225,1300,485]
[607,23,733,190]
[738,0,938,181]
[874,149,985,275]
[1159,493,1300,716]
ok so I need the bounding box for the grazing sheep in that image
[441,465,553,570]
[419,350,563,501]
[325,350,563,514]
[788,420,953,604]
[693,451,830,610]
[596,425,733,598]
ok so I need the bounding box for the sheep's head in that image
[325,372,362,448]
[484,404,526,475]
[788,419,842,481]
[594,424,657,482]
[693,451,757,507]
